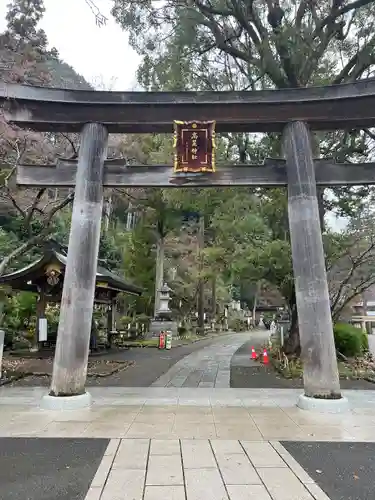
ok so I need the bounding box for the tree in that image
[84,0,108,26]
[0,0,51,85]
[106,133,185,316]
[111,0,375,351]
[326,211,375,319]
[0,124,75,275]
[0,1,96,276]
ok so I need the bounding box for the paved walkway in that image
[152,331,269,388]
[12,334,235,388]
[1,325,375,500]
[1,386,375,499]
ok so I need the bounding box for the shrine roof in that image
[0,240,142,296]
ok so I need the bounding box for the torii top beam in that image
[1,79,375,134]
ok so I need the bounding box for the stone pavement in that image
[152,331,269,388]
[1,387,375,498]
[83,438,328,500]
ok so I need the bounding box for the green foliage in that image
[110,0,375,334]
[99,232,123,271]
[228,317,246,332]
[45,304,60,334]
[121,223,156,314]
[136,313,151,325]
[0,228,38,272]
[0,211,72,274]
[3,291,36,333]
[333,323,368,357]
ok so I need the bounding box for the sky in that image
[0,0,141,90]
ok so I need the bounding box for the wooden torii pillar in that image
[43,123,108,408]
[283,122,343,409]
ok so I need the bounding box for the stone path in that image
[152,330,269,388]
[84,438,329,500]
[11,334,233,388]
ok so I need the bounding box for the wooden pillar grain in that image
[50,123,108,397]
[283,121,341,399]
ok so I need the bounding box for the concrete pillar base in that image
[297,394,349,413]
[40,392,92,411]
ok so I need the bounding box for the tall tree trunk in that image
[126,202,133,231]
[197,215,205,335]
[211,276,216,319]
[252,282,259,326]
[90,316,98,351]
[153,233,165,317]
[103,195,112,233]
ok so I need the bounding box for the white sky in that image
[0,0,141,90]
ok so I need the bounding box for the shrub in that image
[136,313,151,325]
[228,318,246,332]
[334,323,367,357]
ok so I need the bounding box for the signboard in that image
[38,318,47,342]
[173,120,216,173]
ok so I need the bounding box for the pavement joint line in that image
[84,438,121,500]
[208,438,230,499]
[269,440,330,500]
[103,438,120,457]
[142,438,152,500]
[179,439,188,500]
[238,440,275,498]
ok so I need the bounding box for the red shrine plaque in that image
[173,120,216,173]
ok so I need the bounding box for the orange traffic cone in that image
[251,346,257,360]
[262,348,269,365]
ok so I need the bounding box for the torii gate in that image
[2,78,375,411]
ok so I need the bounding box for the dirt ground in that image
[1,356,133,386]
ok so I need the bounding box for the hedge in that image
[333,323,368,357]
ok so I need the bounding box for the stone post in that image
[283,121,346,409]
[44,123,108,408]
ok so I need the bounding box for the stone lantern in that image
[157,283,172,316]
[148,282,178,339]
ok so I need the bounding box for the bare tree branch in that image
[84,0,108,27]
[0,192,74,276]
[313,0,375,38]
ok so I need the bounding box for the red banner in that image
[173,120,216,173]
